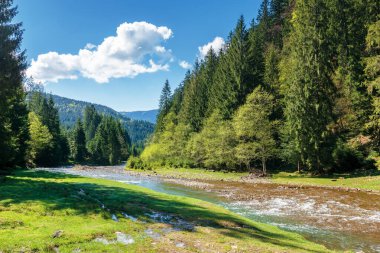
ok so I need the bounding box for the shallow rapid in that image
[38,166,380,253]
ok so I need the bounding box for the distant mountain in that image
[120,109,158,124]
[48,94,155,145]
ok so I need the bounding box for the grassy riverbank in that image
[271,171,380,191]
[125,167,380,191]
[0,170,330,252]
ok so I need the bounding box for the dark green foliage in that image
[180,51,218,131]
[83,105,101,142]
[281,0,337,172]
[210,16,254,119]
[27,91,69,166]
[46,94,154,145]
[88,116,130,165]
[0,0,29,169]
[142,0,379,174]
[72,120,87,163]
[332,140,367,172]
[156,79,172,134]
[364,20,380,152]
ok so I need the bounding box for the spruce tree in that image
[28,92,68,165]
[156,79,172,134]
[364,20,380,151]
[72,120,87,163]
[210,16,252,119]
[0,0,29,168]
[83,105,101,142]
[281,0,336,172]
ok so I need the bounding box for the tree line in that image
[132,0,379,174]
[27,91,131,167]
[0,0,131,170]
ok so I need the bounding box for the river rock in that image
[52,230,63,238]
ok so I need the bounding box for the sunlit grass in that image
[271,171,380,191]
[0,170,331,252]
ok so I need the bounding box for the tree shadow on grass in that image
[0,170,326,253]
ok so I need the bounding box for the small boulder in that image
[52,230,63,238]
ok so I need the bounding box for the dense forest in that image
[131,0,380,174]
[27,91,131,166]
[36,93,155,146]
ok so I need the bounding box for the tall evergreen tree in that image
[364,20,380,151]
[180,50,218,131]
[269,0,290,48]
[72,120,87,163]
[156,79,172,134]
[28,92,69,165]
[210,16,252,119]
[281,0,336,172]
[88,116,130,165]
[83,105,101,142]
[0,0,29,169]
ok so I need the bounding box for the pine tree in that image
[269,0,290,48]
[0,0,29,169]
[210,16,252,119]
[156,80,172,134]
[72,120,87,163]
[28,92,69,165]
[159,79,172,114]
[281,0,336,172]
[179,50,218,131]
[83,105,101,142]
[330,0,372,138]
[88,116,130,165]
[364,20,380,151]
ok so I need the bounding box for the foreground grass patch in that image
[0,170,331,252]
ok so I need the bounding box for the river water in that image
[38,166,380,253]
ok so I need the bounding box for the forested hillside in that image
[44,94,155,145]
[120,109,158,124]
[136,0,380,174]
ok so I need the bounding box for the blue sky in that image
[15,0,260,111]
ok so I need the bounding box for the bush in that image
[126,156,149,170]
[332,141,366,172]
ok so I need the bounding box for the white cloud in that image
[85,43,96,50]
[27,21,173,84]
[198,37,225,59]
[179,60,191,69]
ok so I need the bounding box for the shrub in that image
[126,156,148,170]
[332,140,366,172]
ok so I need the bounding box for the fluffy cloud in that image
[198,37,225,59]
[179,60,191,69]
[27,21,173,83]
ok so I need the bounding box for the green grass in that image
[127,167,249,181]
[0,170,332,252]
[126,167,380,191]
[271,171,380,191]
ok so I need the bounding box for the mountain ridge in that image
[48,94,155,145]
[119,109,158,124]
